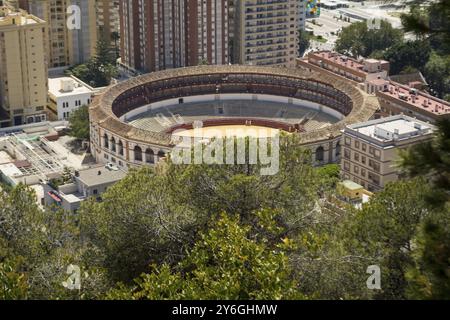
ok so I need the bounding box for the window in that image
[335,142,341,158]
[354,152,359,161]
[315,146,324,162]
[354,165,359,174]
[370,160,380,172]
[355,140,360,149]
[345,137,351,146]
[146,149,155,164]
[344,148,350,159]
[374,149,381,159]
[344,161,350,172]
[368,172,380,185]
[362,143,367,152]
[118,140,124,156]
[134,146,143,162]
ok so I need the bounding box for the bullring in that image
[89,65,379,168]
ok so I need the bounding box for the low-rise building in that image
[336,179,372,209]
[297,50,450,123]
[297,51,390,84]
[44,164,127,213]
[48,77,95,121]
[376,81,450,123]
[341,115,436,192]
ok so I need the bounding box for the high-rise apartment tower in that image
[0,7,48,126]
[233,0,299,67]
[119,0,229,74]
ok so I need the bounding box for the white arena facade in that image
[89,65,379,169]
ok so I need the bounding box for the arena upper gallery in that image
[89,65,379,169]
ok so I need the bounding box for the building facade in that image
[44,164,127,213]
[48,76,95,121]
[297,51,390,84]
[0,7,48,126]
[233,0,299,67]
[341,115,436,192]
[96,0,120,45]
[119,0,229,74]
[375,82,450,123]
[297,50,450,123]
[299,0,306,30]
[15,0,97,68]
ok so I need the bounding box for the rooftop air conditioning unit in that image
[60,79,75,92]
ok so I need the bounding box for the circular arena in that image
[89,65,379,169]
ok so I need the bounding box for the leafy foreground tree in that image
[68,105,90,141]
[335,20,403,58]
[0,258,27,300]
[399,118,450,299]
[406,208,450,299]
[293,178,431,300]
[0,185,109,299]
[107,212,303,300]
[397,0,450,100]
[80,135,323,283]
[400,0,450,55]
[400,119,450,207]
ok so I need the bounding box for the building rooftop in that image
[341,180,364,191]
[0,7,44,26]
[380,82,450,116]
[0,163,22,177]
[76,165,127,187]
[48,77,94,98]
[310,51,365,74]
[62,193,83,204]
[389,71,428,87]
[368,78,389,86]
[307,51,389,78]
[347,114,435,143]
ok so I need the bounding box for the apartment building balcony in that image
[245,0,290,7]
[245,26,289,35]
[245,6,288,13]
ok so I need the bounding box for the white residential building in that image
[341,115,436,192]
[48,77,95,121]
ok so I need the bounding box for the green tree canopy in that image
[382,40,431,75]
[68,39,118,88]
[423,52,450,101]
[80,134,323,283]
[335,20,403,58]
[107,212,303,300]
[299,30,311,56]
[68,105,90,140]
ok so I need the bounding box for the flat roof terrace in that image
[345,114,435,147]
[308,51,365,73]
[379,82,450,116]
